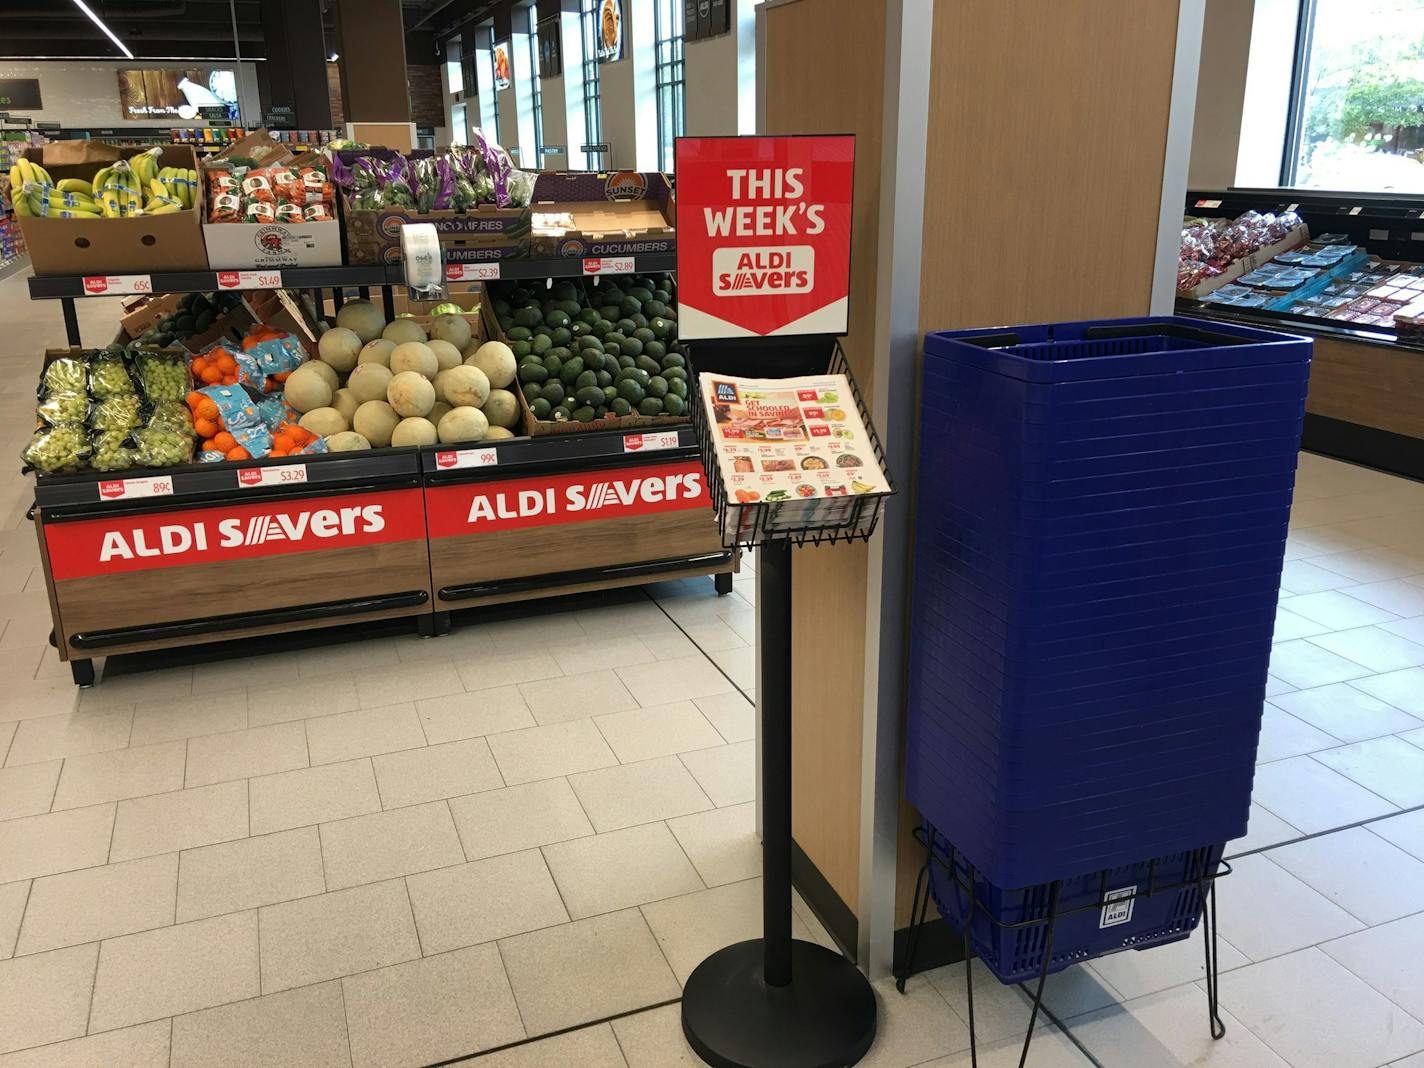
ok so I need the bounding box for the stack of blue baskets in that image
[906,316,1311,983]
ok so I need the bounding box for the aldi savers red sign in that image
[44,488,426,580]
[675,135,854,340]
[426,462,709,536]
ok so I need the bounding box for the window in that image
[483,25,503,143]
[1284,0,1424,192]
[653,0,685,170]
[445,34,464,97]
[580,0,603,165]
[451,102,467,146]
[528,6,544,167]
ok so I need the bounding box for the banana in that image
[56,177,92,195]
[53,208,102,219]
[57,191,95,210]
[15,158,37,187]
[144,202,181,215]
[30,161,53,186]
[10,187,32,216]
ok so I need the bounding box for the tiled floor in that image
[5,267,1424,1064]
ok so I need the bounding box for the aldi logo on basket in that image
[425,462,710,536]
[44,488,425,580]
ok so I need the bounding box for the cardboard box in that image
[338,149,531,265]
[247,289,321,356]
[120,294,181,339]
[19,142,208,277]
[528,171,676,259]
[388,281,485,317]
[1179,224,1310,300]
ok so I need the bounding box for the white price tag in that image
[1349,206,1363,216]
[236,464,308,488]
[583,256,636,276]
[215,270,283,290]
[82,274,152,296]
[446,263,501,282]
[622,431,682,453]
[97,475,173,501]
[433,447,499,470]
[1194,199,1222,210]
[1286,203,1298,212]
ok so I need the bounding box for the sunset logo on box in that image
[604,171,648,199]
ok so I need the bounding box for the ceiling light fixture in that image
[329,52,340,61]
[70,0,135,59]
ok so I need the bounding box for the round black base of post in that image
[681,938,877,1068]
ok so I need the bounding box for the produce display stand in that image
[23,257,730,685]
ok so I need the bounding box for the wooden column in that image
[335,0,411,123]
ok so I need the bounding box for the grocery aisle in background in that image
[4,262,1424,1064]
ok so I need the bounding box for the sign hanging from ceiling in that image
[674,134,854,340]
[117,69,239,122]
[0,79,42,110]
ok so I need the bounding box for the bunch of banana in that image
[91,160,143,218]
[6,156,53,197]
[154,165,196,209]
[12,181,102,219]
[129,147,162,189]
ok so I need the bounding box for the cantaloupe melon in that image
[298,407,348,437]
[331,388,360,425]
[441,365,490,408]
[317,327,362,373]
[484,425,515,440]
[302,360,340,392]
[335,300,386,343]
[382,319,428,344]
[427,339,463,372]
[358,339,395,366]
[467,341,516,389]
[284,364,333,413]
[391,417,438,447]
[482,388,520,429]
[390,342,439,379]
[353,400,400,448]
[387,371,436,418]
[347,363,394,404]
[428,401,452,425]
[438,406,488,443]
[325,431,371,451]
[429,314,473,351]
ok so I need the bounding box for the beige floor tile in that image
[550,636,656,676]
[498,909,679,1036]
[574,600,679,638]
[517,670,638,725]
[454,650,563,693]
[247,675,359,727]
[1272,682,1421,743]
[694,692,755,743]
[4,708,132,767]
[0,1020,170,1068]
[1310,626,1424,673]
[640,878,807,985]
[1270,826,1424,925]
[192,650,301,689]
[1313,736,1424,807]
[1267,639,1373,689]
[679,740,755,807]
[1250,755,1396,833]
[0,760,59,821]
[616,655,736,706]
[925,960,1112,1047]
[1216,854,1363,960]
[1354,666,1424,715]
[129,692,247,748]
[407,850,569,955]
[0,803,114,883]
[641,631,701,661]
[417,686,534,745]
[1355,577,1424,617]
[343,943,525,1068]
[568,755,713,832]
[1217,946,1424,1068]
[0,722,12,763]
[543,822,703,919]
[372,736,503,808]
[320,801,465,890]
[0,944,98,1055]
[483,613,590,651]
[1370,808,1424,862]
[593,701,724,764]
[258,879,420,993]
[1281,589,1401,629]
[170,981,350,1068]
[0,880,27,960]
[667,802,760,886]
[393,626,493,664]
[109,780,248,862]
[248,757,381,835]
[50,739,185,811]
[464,1023,626,1067]
[79,666,193,711]
[487,719,617,785]
[1256,704,1340,762]
[858,975,975,1068]
[296,638,404,681]
[90,910,258,1032]
[17,854,177,956]
[184,721,308,788]
[681,619,748,653]
[1066,985,1287,1068]
[177,827,326,923]
[0,678,82,725]
[305,702,427,766]
[1085,923,1250,1000]
[611,1004,702,1066]
[355,660,464,709]
[449,777,594,861]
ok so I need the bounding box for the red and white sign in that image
[433,447,499,470]
[426,461,709,537]
[236,463,307,488]
[445,263,501,282]
[622,431,681,453]
[98,476,174,501]
[216,270,283,290]
[674,135,854,339]
[44,488,425,580]
[82,274,152,296]
[583,256,636,277]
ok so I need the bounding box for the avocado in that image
[667,376,688,399]
[650,317,674,340]
[506,326,533,342]
[556,299,582,318]
[532,398,552,419]
[576,385,606,407]
[579,337,605,354]
[647,375,669,399]
[518,361,549,384]
[532,334,553,355]
[542,381,566,405]
[551,327,572,347]
[637,397,664,417]
[620,337,643,358]
[522,381,543,401]
[545,309,571,330]
[620,296,643,318]
[512,340,532,358]
[513,307,543,328]
[628,286,654,303]
[570,321,590,338]
[572,405,597,422]
[662,394,686,416]
[616,318,638,335]
[553,281,580,303]
[579,307,601,326]
[618,355,636,370]
[596,370,613,388]
[575,370,598,390]
[635,355,661,376]
[616,378,646,404]
[633,327,656,345]
[611,397,632,417]
[558,356,586,385]
[661,352,687,370]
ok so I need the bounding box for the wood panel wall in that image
[761,0,887,910]
[1305,336,1424,439]
[897,0,1185,923]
